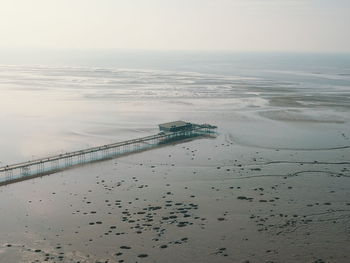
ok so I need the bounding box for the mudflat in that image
[0,62,349,262]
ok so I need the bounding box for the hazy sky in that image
[0,0,349,52]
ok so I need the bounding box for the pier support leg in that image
[21,166,31,177]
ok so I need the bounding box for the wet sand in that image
[0,64,349,262]
[0,130,349,263]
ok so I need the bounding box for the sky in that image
[0,0,349,53]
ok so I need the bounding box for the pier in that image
[0,122,217,186]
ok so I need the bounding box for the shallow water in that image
[0,53,349,262]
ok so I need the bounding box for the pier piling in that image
[0,123,217,186]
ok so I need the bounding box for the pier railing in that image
[0,124,217,186]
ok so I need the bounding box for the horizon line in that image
[0,47,350,55]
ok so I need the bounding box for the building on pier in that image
[158,121,192,132]
[0,121,217,186]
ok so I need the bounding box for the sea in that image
[0,50,349,165]
[0,50,350,263]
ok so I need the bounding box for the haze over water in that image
[0,51,350,263]
[1,51,349,163]
[1,0,350,261]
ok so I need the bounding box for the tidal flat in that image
[0,134,349,263]
[0,58,349,262]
